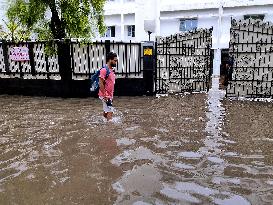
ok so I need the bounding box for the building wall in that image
[160,19,180,37]
[101,0,273,45]
[264,14,273,22]
[104,14,121,26]
[124,14,135,25]
[123,14,136,41]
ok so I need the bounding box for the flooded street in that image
[0,93,273,205]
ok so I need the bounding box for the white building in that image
[101,0,273,75]
[102,0,273,44]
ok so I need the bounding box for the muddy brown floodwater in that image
[0,92,273,205]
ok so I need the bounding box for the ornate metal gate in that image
[155,28,213,94]
[227,18,273,98]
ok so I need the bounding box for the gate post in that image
[58,39,72,81]
[2,40,10,74]
[28,42,36,76]
[58,39,72,97]
[105,40,110,55]
[142,41,155,95]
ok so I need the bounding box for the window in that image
[127,25,135,37]
[104,26,115,37]
[244,14,264,21]
[179,19,197,32]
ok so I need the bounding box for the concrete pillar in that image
[120,14,124,41]
[213,49,221,77]
[144,0,159,41]
[135,0,146,41]
[120,0,125,41]
[212,2,223,77]
[155,0,161,36]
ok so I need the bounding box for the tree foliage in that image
[5,0,106,41]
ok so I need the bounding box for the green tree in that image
[6,0,106,41]
[0,20,31,41]
[0,25,6,40]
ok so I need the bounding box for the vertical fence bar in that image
[28,43,36,76]
[128,40,131,76]
[154,40,157,94]
[134,44,137,76]
[117,42,120,73]
[96,41,99,70]
[138,43,141,74]
[45,54,50,79]
[105,40,110,57]
[91,44,94,72]
[124,43,127,77]
[18,43,23,78]
[87,43,91,77]
[2,41,10,74]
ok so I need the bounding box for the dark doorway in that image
[220,49,230,89]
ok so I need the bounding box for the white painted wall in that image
[124,14,135,25]
[104,15,121,26]
[160,0,273,11]
[160,19,179,37]
[159,4,273,48]
[137,0,159,41]
[104,0,136,15]
[123,13,136,41]
[101,0,273,43]
[264,14,273,22]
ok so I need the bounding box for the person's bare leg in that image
[106,112,113,121]
[103,112,107,118]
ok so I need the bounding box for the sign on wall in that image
[144,48,153,56]
[10,47,30,61]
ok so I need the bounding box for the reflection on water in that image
[113,164,162,204]
[161,181,250,205]
[0,93,273,204]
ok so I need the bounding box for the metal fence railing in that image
[0,40,143,80]
[0,41,60,79]
[71,40,142,79]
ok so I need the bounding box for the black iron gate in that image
[155,28,213,94]
[227,18,273,98]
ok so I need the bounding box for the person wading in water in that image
[98,52,118,121]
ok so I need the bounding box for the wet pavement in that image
[0,89,273,204]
